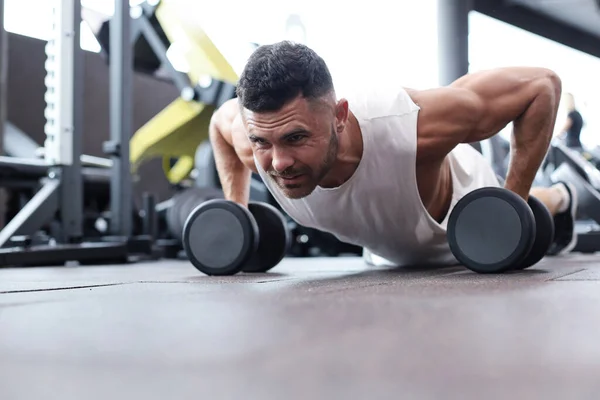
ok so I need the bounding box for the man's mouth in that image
[277,174,304,183]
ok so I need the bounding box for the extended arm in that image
[209,99,252,207]
[411,67,562,199]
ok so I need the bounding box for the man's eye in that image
[288,135,304,142]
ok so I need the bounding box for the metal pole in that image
[0,0,7,228]
[61,0,84,241]
[43,0,83,241]
[0,0,6,156]
[109,0,132,237]
[437,0,472,86]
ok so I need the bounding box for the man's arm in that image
[410,67,562,199]
[209,99,252,207]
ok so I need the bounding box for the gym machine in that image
[0,0,155,267]
[84,0,238,185]
[544,142,600,253]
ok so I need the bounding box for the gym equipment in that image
[86,0,238,185]
[0,155,112,232]
[242,203,291,273]
[5,122,39,158]
[182,200,290,276]
[165,187,224,241]
[547,143,600,222]
[0,0,5,164]
[447,187,554,273]
[545,142,600,254]
[513,195,554,270]
[0,0,158,267]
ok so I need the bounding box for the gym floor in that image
[1,255,599,399]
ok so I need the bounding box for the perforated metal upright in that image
[43,0,85,242]
[437,0,472,86]
[0,0,86,247]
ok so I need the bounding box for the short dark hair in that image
[236,41,334,112]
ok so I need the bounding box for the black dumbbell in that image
[182,200,291,276]
[165,188,225,241]
[447,187,555,273]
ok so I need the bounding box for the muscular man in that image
[209,41,578,267]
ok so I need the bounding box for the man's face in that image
[242,95,343,199]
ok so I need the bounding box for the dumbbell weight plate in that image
[447,187,536,273]
[183,200,258,276]
[243,202,291,273]
[176,190,206,240]
[166,188,224,241]
[513,195,555,270]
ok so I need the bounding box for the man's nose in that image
[271,148,294,173]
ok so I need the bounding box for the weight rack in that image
[0,0,154,267]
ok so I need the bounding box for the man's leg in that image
[529,184,570,216]
[530,181,578,255]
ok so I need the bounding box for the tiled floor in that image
[1,254,599,399]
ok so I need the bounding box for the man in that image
[559,93,585,151]
[209,41,578,267]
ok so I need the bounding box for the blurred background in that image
[4,0,598,146]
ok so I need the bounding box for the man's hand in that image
[411,67,562,199]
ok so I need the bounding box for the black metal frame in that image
[0,0,85,248]
[106,0,133,238]
[88,1,236,107]
[135,1,236,107]
[0,0,7,228]
[0,0,155,267]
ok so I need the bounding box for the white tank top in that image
[254,85,497,266]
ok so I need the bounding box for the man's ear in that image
[335,99,349,133]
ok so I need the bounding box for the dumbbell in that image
[165,187,225,241]
[447,187,555,273]
[182,200,291,276]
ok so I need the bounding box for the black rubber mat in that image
[1,254,600,399]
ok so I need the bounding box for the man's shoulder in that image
[342,83,419,121]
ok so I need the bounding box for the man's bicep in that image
[411,87,485,162]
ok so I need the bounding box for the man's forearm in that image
[505,78,561,199]
[209,123,251,207]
